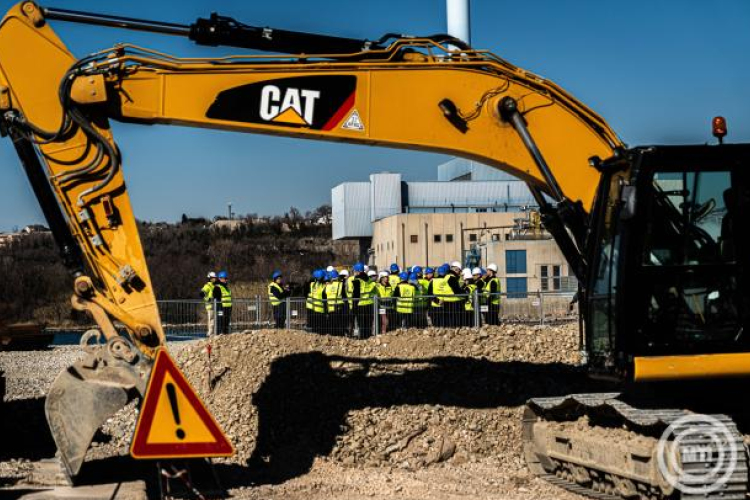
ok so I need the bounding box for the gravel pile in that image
[154,324,584,478]
[0,346,82,401]
[2,322,591,499]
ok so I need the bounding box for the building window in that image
[410,235,418,244]
[506,277,528,298]
[469,233,477,242]
[540,264,562,291]
[506,250,527,274]
[434,234,442,243]
[446,234,454,243]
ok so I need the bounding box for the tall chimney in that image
[446,0,471,45]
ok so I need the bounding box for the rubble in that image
[1,322,589,499]
[171,323,585,473]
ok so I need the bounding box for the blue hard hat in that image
[313,269,324,280]
[272,270,282,279]
[324,271,333,281]
[480,267,487,276]
[437,265,448,277]
[217,271,228,279]
[390,263,400,273]
[413,266,422,274]
[425,267,434,274]
[409,273,419,282]
[330,270,339,279]
[353,262,365,272]
[398,271,409,280]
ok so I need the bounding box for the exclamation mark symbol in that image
[166,382,186,440]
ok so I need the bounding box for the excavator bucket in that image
[44,333,152,481]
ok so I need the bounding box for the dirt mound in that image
[130,323,589,483]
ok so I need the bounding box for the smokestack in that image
[446,0,471,45]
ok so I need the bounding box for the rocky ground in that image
[1,323,591,499]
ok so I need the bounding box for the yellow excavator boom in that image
[0,0,622,480]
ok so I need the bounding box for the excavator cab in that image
[585,145,750,381]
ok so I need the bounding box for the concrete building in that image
[332,159,576,295]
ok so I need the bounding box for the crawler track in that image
[524,393,748,500]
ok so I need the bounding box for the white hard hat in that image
[487,263,498,272]
[207,272,216,279]
[379,271,389,278]
[367,269,377,277]
[326,265,335,272]
[450,261,462,269]
[364,265,370,271]
[340,269,349,276]
[462,269,473,280]
[472,267,482,276]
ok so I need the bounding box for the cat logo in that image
[207,75,358,131]
[259,86,320,126]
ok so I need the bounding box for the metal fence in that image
[157,291,577,339]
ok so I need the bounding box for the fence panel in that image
[158,300,208,339]
[153,290,576,339]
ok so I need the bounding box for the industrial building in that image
[332,159,577,296]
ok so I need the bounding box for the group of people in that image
[200,261,503,338]
[296,261,502,338]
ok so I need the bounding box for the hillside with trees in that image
[0,205,357,325]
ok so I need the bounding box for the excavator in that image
[1,2,749,498]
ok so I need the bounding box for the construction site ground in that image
[0,323,592,499]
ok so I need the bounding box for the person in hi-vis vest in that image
[212,271,233,334]
[268,270,291,329]
[201,271,217,335]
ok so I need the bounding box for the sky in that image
[0,0,748,231]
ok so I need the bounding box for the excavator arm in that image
[0,1,622,480]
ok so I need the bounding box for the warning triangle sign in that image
[341,109,364,131]
[131,349,234,459]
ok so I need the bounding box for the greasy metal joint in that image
[108,337,137,363]
[74,276,94,296]
[21,2,45,27]
[134,325,153,341]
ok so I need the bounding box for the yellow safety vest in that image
[430,277,444,307]
[325,281,344,312]
[215,283,232,308]
[440,275,463,302]
[465,283,477,311]
[396,283,415,314]
[375,282,392,298]
[268,281,284,306]
[312,282,326,313]
[357,278,376,307]
[388,274,401,289]
[484,276,502,305]
[201,282,215,310]
[306,281,315,310]
[417,278,430,307]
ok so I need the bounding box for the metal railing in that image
[156,291,577,339]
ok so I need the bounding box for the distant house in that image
[0,233,20,247]
[314,214,332,225]
[22,224,49,234]
[211,219,246,232]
